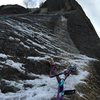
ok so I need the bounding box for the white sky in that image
[0,0,24,6]
[0,0,100,37]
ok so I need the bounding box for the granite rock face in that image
[0,0,100,99]
[41,0,74,12]
[41,0,100,58]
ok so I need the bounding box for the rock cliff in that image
[0,0,100,100]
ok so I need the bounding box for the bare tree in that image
[23,0,36,8]
[23,0,29,8]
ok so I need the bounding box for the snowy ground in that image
[0,53,97,100]
[0,7,99,100]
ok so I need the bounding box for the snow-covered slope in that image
[0,2,100,99]
[0,52,97,100]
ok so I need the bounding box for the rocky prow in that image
[41,0,74,12]
[41,0,88,12]
[40,0,100,59]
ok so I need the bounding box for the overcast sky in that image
[0,0,100,37]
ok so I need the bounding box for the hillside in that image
[0,0,100,100]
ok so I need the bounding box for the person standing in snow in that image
[49,58,76,100]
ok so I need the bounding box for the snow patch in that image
[15,38,20,42]
[27,39,46,49]
[61,16,67,22]
[0,53,7,59]
[9,36,14,41]
[5,60,24,73]
[20,42,30,49]
[27,56,50,61]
